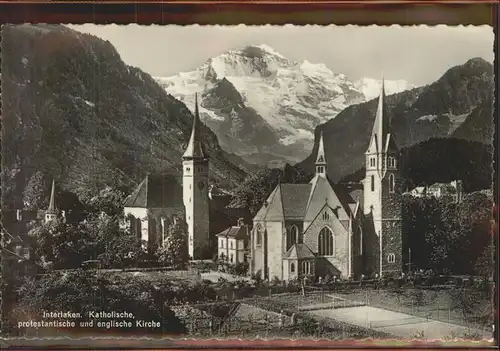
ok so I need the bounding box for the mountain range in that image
[2,24,494,212]
[2,24,249,209]
[296,57,494,182]
[156,44,415,166]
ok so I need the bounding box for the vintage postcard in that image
[1,23,495,344]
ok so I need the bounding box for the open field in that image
[310,306,492,341]
[333,288,492,331]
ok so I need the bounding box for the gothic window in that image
[322,211,330,221]
[135,218,142,241]
[198,181,205,190]
[389,173,395,193]
[221,239,224,248]
[256,231,262,246]
[370,157,375,167]
[358,226,363,255]
[387,253,395,263]
[318,227,334,256]
[371,175,375,192]
[388,157,396,168]
[230,241,233,249]
[290,262,295,273]
[186,167,191,172]
[301,261,311,275]
[230,254,234,263]
[287,225,299,250]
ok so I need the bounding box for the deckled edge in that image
[0,22,496,346]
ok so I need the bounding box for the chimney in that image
[237,217,245,227]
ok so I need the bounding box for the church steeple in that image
[45,179,57,224]
[367,76,391,155]
[47,179,56,214]
[315,130,327,177]
[182,93,206,160]
[182,92,210,260]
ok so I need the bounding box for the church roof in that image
[284,243,315,259]
[216,226,248,240]
[253,183,312,221]
[304,175,350,222]
[124,174,183,209]
[182,93,207,160]
[367,78,390,154]
[280,184,312,218]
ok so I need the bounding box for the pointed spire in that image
[182,93,206,159]
[47,179,56,213]
[315,130,327,177]
[315,130,326,165]
[368,75,390,154]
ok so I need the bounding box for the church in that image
[250,80,403,281]
[124,94,210,260]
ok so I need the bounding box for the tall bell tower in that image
[182,93,210,260]
[363,77,403,277]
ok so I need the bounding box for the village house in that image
[216,218,250,264]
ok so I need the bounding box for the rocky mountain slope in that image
[296,57,494,182]
[2,24,249,209]
[156,44,415,165]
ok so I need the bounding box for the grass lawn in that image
[335,288,492,330]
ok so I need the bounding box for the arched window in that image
[136,218,142,241]
[230,241,233,249]
[287,225,299,250]
[371,175,375,192]
[230,254,234,263]
[370,157,375,167]
[358,226,363,255]
[256,231,262,246]
[387,253,395,263]
[388,156,396,168]
[290,262,295,273]
[318,227,334,256]
[301,261,311,275]
[389,173,395,193]
[322,211,330,221]
[129,216,135,235]
[221,239,224,248]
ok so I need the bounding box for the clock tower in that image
[182,93,210,260]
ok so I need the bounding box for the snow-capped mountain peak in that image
[156,44,415,165]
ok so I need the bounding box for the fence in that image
[369,316,427,329]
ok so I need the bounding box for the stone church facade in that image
[124,94,210,259]
[250,80,403,281]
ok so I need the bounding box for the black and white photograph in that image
[1,23,495,342]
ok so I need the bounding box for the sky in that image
[70,24,493,86]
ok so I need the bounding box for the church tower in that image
[183,94,210,260]
[45,179,57,224]
[315,130,327,177]
[363,78,403,277]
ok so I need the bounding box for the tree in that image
[157,216,189,269]
[80,186,127,217]
[23,171,49,211]
[229,168,281,215]
[29,219,99,269]
[96,214,144,268]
